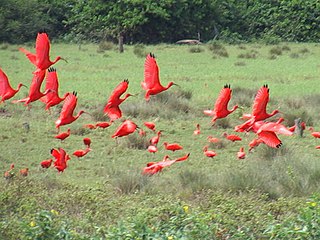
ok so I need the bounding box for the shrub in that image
[188,46,204,53]
[133,44,147,58]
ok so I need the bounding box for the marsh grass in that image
[97,41,115,52]
[269,46,283,56]
[188,46,204,53]
[112,170,150,194]
[179,169,212,192]
[207,42,229,57]
[133,44,147,58]
[120,133,149,150]
[232,86,256,107]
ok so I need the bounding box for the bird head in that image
[18,83,27,89]
[56,56,68,63]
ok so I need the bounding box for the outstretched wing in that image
[258,131,282,148]
[142,53,160,90]
[60,92,77,119]
[107,79,129,103]
[104,105,122,121]
[252,85,269,117]
[0,68,12,95]
[35,32,50,66]
[28,70,46,96]
[19,48,37,65]
[214,84,232,112]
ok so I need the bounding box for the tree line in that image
[0,0,319,44]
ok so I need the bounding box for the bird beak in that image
[21,84,27,88]
[60,57,68,63]
[173,83,180,87]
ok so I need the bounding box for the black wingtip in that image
[276,142,282,148]
[48,67,56,72]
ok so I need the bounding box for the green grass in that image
[1,42,320,238]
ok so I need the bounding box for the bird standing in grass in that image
[141,53,177,101]
[223,132,242,142]
[204,84,238,125]
[40,159,53,168]
[193,124,201,135]
[104,79,133,121]
[203,146,217,158]
[150,130,162,146]
[144,122,156,132]
[163,142,183,152]
[54,128,71,141]
[55,92,88,132]
[237,147,246,159]
[0,68,26,103]
[19,31,66,73]
[73,147,91,159]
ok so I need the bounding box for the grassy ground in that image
[0,42,320,239]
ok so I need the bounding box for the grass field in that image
[1,41,320,239]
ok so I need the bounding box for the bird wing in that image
[60,92,77,119]
[214,85,232,112]
[19,48,37,65]
[28,70,46,96]
[0,68,11,95]
[35,32,50,66]
[107,79,129,104]
[258,131,282,148]
[258,122,293,136]
[142,53,160,90]
[252,85,269,117]
[41,68,59,103]
[104,105,122,120]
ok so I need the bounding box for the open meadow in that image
[1,41,320,239]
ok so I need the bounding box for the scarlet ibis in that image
[316,146,320,149]
[193,124,200,135]
[311,132,320,138]
[40,68,70,112]
[55,92,88,132]
[13,70,52,106]
[0,68,26,103]
[141,53,177,101]
[203,145,217,158]
[147,145,158,154]
[242,84,279,122]
[139,129,146,137]
[19,31,66,72]
[237,147,246,159]
[84,124,96,129]
[19,168,29,177]
[248,138,263,152]
[95,121,112,129]
[111,120,138,138]
[40,159,53,168]
[144,122,156,131]
[150,130,162,146]
[52,148,70,173]
[73,147,91,159]
[104,79,133,121]
[207,136,220,143]
[83,137,91,148]
[204,84,238,124]
[54,128,71,141]
[223,133,242,142]
[163,142,183,152]
[4,164,15,179]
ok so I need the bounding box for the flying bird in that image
[40,68,70,112]
[104,79,133,121]
[55,92,88,132]
[19,31,66,73]
[0,68,26,103]
[141,53,177,101]
[13,70,51,107]
[52,148,70,173]
[204,84,238,125]
[111,120,138,138]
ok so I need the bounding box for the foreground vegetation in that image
[1,42,320,239]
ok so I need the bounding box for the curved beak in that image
[60,57,68,63]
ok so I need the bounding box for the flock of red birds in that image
[2,31,320,179]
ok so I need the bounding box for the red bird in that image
[150,130,162,146]
[237,147,246,159]
[223,133,242,142]
[242,84,279,122]
[40,68,70,112]
[19,31,66,73]
[4,164,15,179]
[83,137,91,148]
[104,79,133,121]
[311,132,320,138]
[139,129,146,137]
[203,145,217,158]
[13,70,52,106]
[316,146,320,149]
[73,147,91,159]
[19,168,29,177]
[54,128,71,141]
[144,122,156,131]
[193,124,200,135]
[207,136,220,143]
[141,53,177,101]
[52,148,70,173]
[84,124,96,129]
[111,120,138,138]
[0,68,26,103]
[40,159,53,168]
[248,138,263,152]
[55,92,88,132]
[163,142,183,152]
[147,145,158,154]
[95,121,112,129]
[204,84,238,124]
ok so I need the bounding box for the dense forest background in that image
[0,0,319,44]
